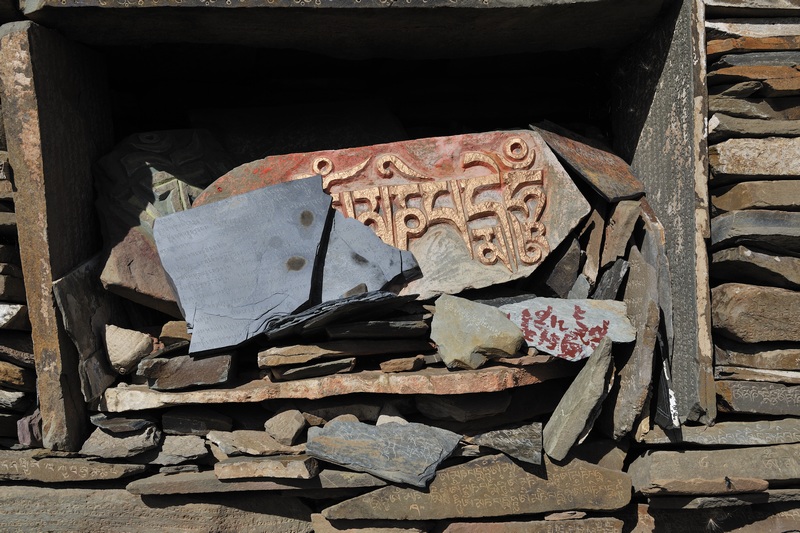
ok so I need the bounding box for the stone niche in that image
[0,0,711,464]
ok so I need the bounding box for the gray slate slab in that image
[641,418,800,447]
[717,380,800,416]
[467,422,543,465]
[271,358,356,381]
[711,209,800,254]
[711,245,800,290]
[154,176,330,353]
[137,352,234,391]
[306,420,460,487]
[592,259,629,300]
[89,412,157,434]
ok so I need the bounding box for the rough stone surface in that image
[647,489,800,510]
[270,358,356,381]
[79,425,162,459]
[544,337,614,460]
[258,339,432,368]
[147,435,208,465]
[538,237,582,298]
[709,95,800,120]
[89,412,157,434]
[205,430,305,457]
[641,418,800,447]
[640,502,800,532]
[711,245,800,289]
[160,321,191,345]
[126,469,386,496]
[600,200,640,269]
[0,333,34,368]
[306,420,460,487]
[264,409,307,446]
[312,514,427,533]
[0,485,312,531]
[104,324,153,375]
[715,339,800,370]
[0,450,145,482]
[706,18,800,40]
[327,319,429,340]
[709,34,800,57]
[100,364,576,412]
[214,455,319,480]
[441,519,624,533]
[717,380,800,415]
[431,294,525,369]
[495,297,634,361]
[711,209,800,254]
[467,422,543,465]
[716,365,800,384]
[629,444,800,495]
[711,283,800,343]
[195,130,590,299]
[415,392,511,423]
[709,113,800,143]
[137,353,233,391]
[162,406,232,436]
[0,304,29,330]
[0,360,35,392]
[0,388,29,411]
[379,355,425,373]
[710,137,800,185]
[323,454,631,520]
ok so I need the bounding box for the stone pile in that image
[4,123,685,530]
[620,4,800,528]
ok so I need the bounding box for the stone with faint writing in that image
[629,444,800,495]
[712,246,800,290]
[306,420,460,487]
[466,422,542,465]
[641,418,800,447]
[442,518,624,533]
[205,430,305,457]
[215,455,319,480]
[415,392,511,423]
[0,449,145,482]
[717,380,800,416]
[137,352,234,391]
[195,130,590,299]
[715,339,800,371]
[431,294,525,369]
[544,337,614,461]
[492,297,634,361]
[80,425,162,459]
[95,130,233,316]
[323,454,630,520]
[711,209,800,254]
[105,324,153,375]
[712,283,800,343]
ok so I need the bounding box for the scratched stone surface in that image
[467,422,543,465]
[628,444,800,495]
[441,518,624,533]
[306,420,460,487]
[717,380,800,416]
[640,418,800,447]
[0,449,145,482]
[194,130,590,299]
[323,454,631,520]
[154,176,330,353]
[492,297,635,361]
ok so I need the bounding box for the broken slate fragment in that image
[258,339,432,367]
[380,355,425,373]
[326,319,430,340]
[466,422,543,465]
[494,297,634,361]
[214,455,319,480]
[264,409,307,446]
[205,430,305,456]
[431,294,524,370]
[80,425,162,459]
[543,337,614,461]
[137,353,234,391]
[306,420,460,487]
[153,176,330,353]
[270,358,356,382]
[592,259,629,301]
[104,325,153,375]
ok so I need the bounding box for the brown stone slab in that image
[647,489,800,510]
[531,122,644,202]
[716,365,800,385]
[441,518,624,532]
[600,200,640,269]
[629,444,800,495]
[100,362,575,412]
[194,130,590,299]
[711,283,800,343]
[715,339,800,370]
[708,65,800,86]
[709,95,800,120]
[126,469,386,496]
[215,455,319,480]
[717,380,800,416]
[0,21,113,450]
[712,180,800,214]
[709,114,800,143]
[137,352,234,391]
[641,418,800,447]
[709,35,800,57]
[258,339,433,368]
[0,485,312,532]
[637,477,769,496]
[271,358,356,382]
[322,454,631,520]
[0,449,144,482]
[380,355,425,373]
[0,360,34,392]
[710,137,800,186]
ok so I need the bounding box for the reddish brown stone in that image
[708,36,800,58]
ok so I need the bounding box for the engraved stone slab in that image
[716,365,800,384]
[493,297,635,361]
[322,454,631,520]
[466,422,543,465]
[154,176,331,353]
[127,469,386,496]
[717,380,800,416]
[100,364,576,412]
[206,430,305,456]
[79,425,162,459]
[441,518,624,533]
[0,450,145,482]
[711,245,800,290]
[629,444,800,495]
[710,138,800,186]
[715,339,800,370]
[194,130,590,299]
[137,352,233,390]
[641,419,800,447]
[258,339,433,368]
[711,209,800,254]
[711,283,800,343]
[543,337,614,461]
[215,455,319,480]
[306,420,460,487]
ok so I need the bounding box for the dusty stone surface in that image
[641,418,800,447]
[100,364,575,412]
[709,95,800,121]
[306,420,460,487]
[711,283,800,343]
[466,422,543,465]
[264,409,307,446]
[0,485,312,531]
[706,19,800,41]
[647,489,800,510]
[137,353,233,391]
[710,137,800,185]
[214,455,319,480]
[258,339,432,367]
[160,320,191,344]
[711,209,800,254]
[205,430,305,456]
[431,294,525,370]
[712,245,800,289]
[0,360,35,392]
[713,180,800,213]
[104,324,153,375]
[379,355,425,373]
[0,450,145,482]
[323,454,631,520]
[544,337,614,461]
[717,380,800,416]
[147,435,208,466]
[79,425,162,459]
[715,339,800,370]
[441,519,624,532]
[708,35,800,57]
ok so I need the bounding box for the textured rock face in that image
[137,353,234,391]
[711,209,800,254]
[431,294,525,370]
[641,418,800,447]
[306,420,460,487]
[711,246,800,290]
[0,450,145,482]
[711,283,800,343]
[214,455,319,480]
[104,325,153,375]
[709,137,800,185]
[467,422,543,465]
[79,425,162,459]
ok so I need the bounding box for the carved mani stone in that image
[194,130,590,299]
